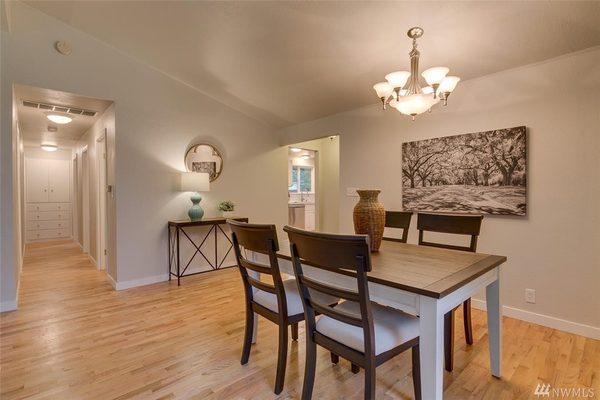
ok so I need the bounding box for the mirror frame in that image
[184,143,223,182]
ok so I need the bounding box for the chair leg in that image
[463,298,474,345]
[444,308,455,372]
[274,323,288,394]
[241,306,253,365]
[412,344,422,400]
[302,335,317,400]
[364,362,376,400]
[291,322,299,341]
[330,352,339,364]
[351,363,360,374]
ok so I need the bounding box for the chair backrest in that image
[228,220,288,316]
[283,225,376,356]
[383,211,413,243]
[417,213,483,252]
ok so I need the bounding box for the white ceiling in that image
[15,84,113,148]
[24,1,600,128]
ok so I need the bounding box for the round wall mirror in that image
[184,144,223,182]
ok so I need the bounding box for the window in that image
[289,166,313,193]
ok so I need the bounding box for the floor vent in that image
[22,100,97,117]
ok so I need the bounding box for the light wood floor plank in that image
[1,240,598,399]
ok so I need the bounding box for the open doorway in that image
[12,84,114,285]
[286,135,340,233]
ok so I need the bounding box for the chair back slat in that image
[247,275,277,294]
[417,213,483,252]
[229,219,279,253]
[284,226,371,272]
[284,225,376,358]
[300,275,359,302]
[310,300,363,327]
[239,257,274,276]
[383,211,413,243]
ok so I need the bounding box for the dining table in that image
[250,238,507,400]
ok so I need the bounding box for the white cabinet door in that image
[26,158,49,203]
[48,159,70,202]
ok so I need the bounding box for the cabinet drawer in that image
[27,229,70,241]
[26,203,71,212]
[27,220,71,231]
[27,211,71,221]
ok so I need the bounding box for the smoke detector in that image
[47,125,58,132]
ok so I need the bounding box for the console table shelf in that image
[168,217,248,285]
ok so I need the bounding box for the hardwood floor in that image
[1,240,598,399]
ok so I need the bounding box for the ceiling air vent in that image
[21,100,98,117]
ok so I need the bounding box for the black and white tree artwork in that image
[402,126,527,215]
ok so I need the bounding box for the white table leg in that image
[486,278,502,377]
[252,312,259,344]
[419,295,444,400]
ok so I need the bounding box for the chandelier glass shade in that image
[373,27,460,120]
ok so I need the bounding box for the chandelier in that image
[373,27,460,120]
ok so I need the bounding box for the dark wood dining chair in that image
[228,220,338,394]
[383,211,413,243]
[416,212,483,372]
[284,225,421,400]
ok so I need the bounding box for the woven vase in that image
[353,190,385,252]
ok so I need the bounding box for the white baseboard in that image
[106,272,117,289]
[0,300,18,313]
[471,298,600,340]
[113,274,169,291]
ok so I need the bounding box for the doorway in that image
[82,147,90,254]
[286,135,340,233]
[96,130,108,270]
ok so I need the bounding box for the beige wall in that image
[279,48,600,334]
[2,2,287,293]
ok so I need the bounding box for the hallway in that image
[1,241,598,399]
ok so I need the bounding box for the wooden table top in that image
[276,240,506,299]
[168,217,248,227]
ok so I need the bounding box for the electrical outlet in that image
[525,288,536,304]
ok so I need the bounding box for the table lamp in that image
[180,172,210,221]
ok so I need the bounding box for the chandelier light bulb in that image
[385,71,411,89]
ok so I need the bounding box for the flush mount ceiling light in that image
[46,114,72,124]
[301,154,312,160]
[373,27,460,120]
[41,144,58,152]
[290,147,302,153]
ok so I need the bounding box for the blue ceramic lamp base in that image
[188,192,204,221]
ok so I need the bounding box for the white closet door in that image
[26,158,49,203]
[48,159,71,202]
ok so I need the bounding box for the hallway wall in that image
[1,1,288,300]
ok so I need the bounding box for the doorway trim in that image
[96,129,108,270]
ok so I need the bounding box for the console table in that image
[168,217,248,285]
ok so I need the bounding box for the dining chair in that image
[284,225,421,400]
[416,212,483,372]
[383,211,413,243]
[228,220,338,394]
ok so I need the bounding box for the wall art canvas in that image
[402,126,527,215]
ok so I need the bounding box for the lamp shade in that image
[181,172,210,192]
[393,94,439,116]
[438,76,460,93]
[421,67,449,85]
[385,71,411,88]
[373,82,394,99]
